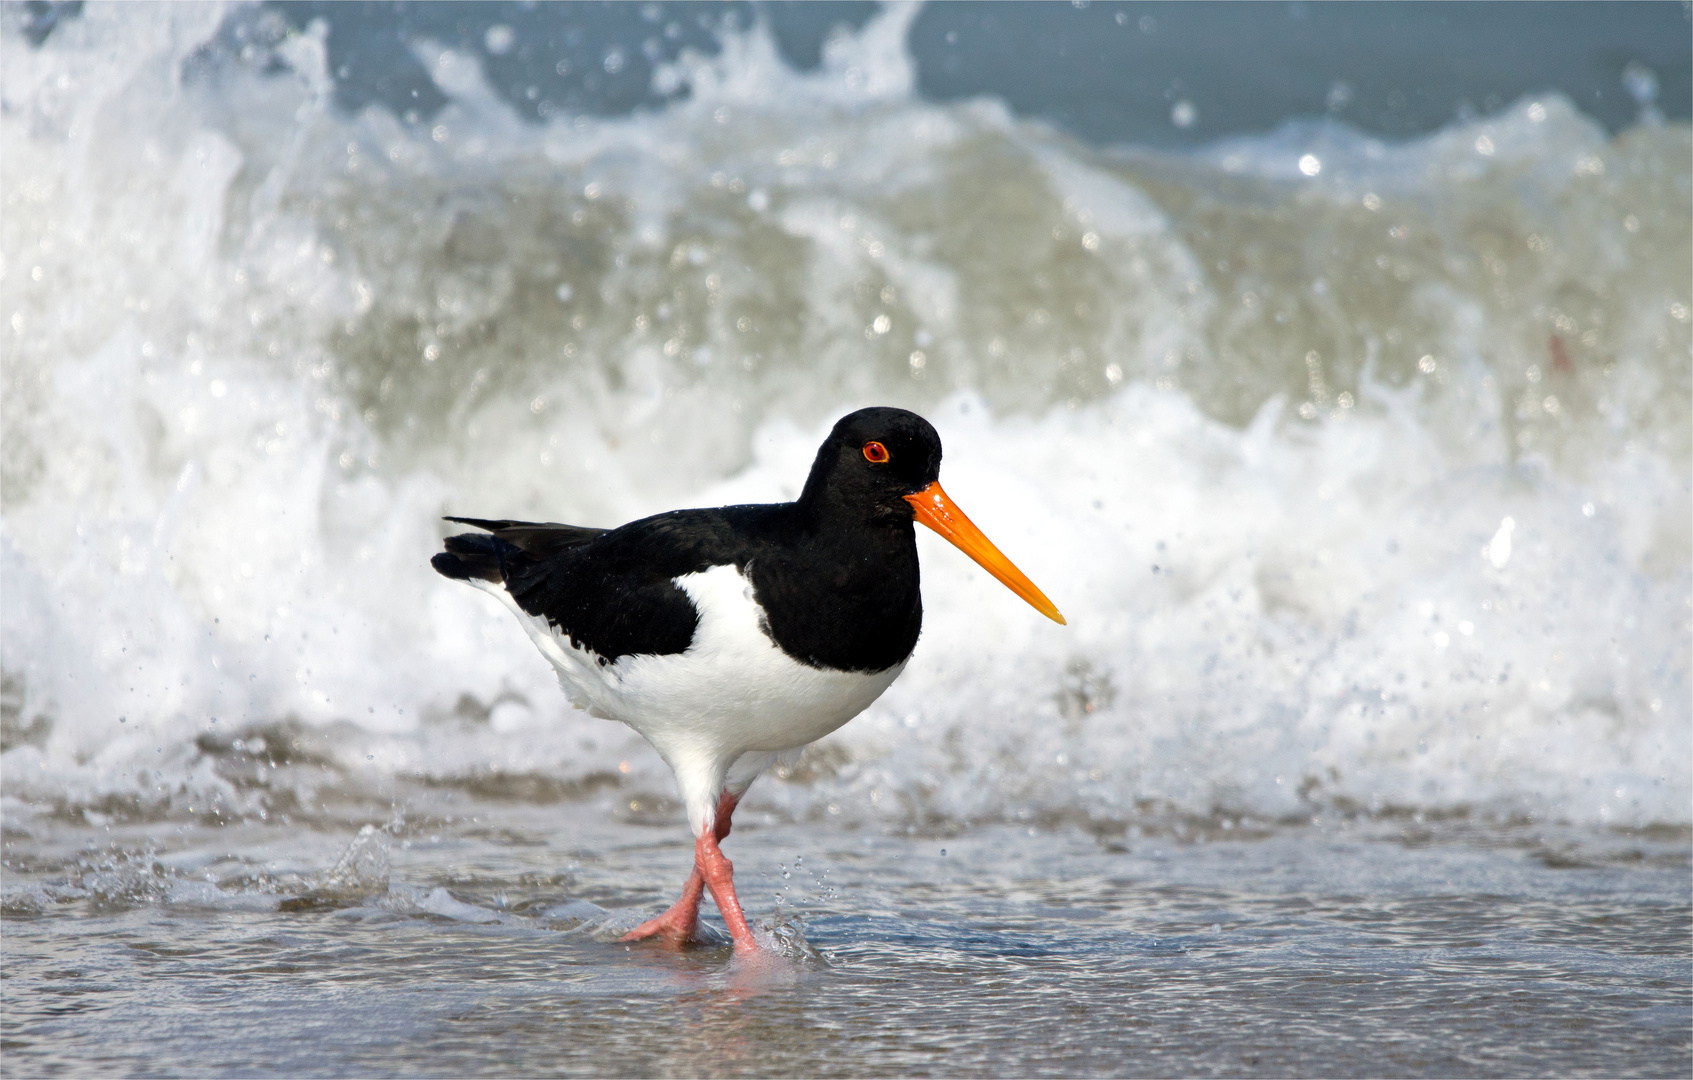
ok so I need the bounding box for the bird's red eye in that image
[862,441,890,463]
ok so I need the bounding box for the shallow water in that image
[4,801,1689,1077]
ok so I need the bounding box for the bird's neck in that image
[793,493,913,544]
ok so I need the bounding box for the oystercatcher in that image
[432,407,1063,952]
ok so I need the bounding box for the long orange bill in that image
[903,481,1067,625]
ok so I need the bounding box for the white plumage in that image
[472,563,903,836]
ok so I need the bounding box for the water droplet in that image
[483,24,515,55]
[1488,517,1515,569]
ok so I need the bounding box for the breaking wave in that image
[3,3,1688,833]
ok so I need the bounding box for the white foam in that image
[2,5,1686,829]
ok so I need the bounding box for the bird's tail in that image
[431,531,514,583]
[431,516,606,584]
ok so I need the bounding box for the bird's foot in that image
[620,870,706,947]
[618,906,701,947]
[620,796,761,953]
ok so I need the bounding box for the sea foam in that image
[3,4,1687,830]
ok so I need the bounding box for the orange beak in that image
[904,481,1067,625]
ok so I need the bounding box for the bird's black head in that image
[792,405,1067,624]
[797,407,941,522]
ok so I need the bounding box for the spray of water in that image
[3,5,1687,831]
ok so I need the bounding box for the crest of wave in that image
[2,3,1686,829]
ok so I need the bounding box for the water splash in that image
[2,5,1687,832]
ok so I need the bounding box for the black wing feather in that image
[433,510,763,662]
[433,501,920,671]
[443,516,608,558]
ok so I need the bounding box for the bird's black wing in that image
[443,516,607,559]
[433,507,778,663]
[432,517,607,583]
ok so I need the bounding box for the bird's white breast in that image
[620,563,905,755]
[474,564,904,763]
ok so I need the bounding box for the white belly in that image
[609,564,904,754]
[471,564,904,830]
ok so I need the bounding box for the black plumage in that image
[432,406,1063,953]
[432,407,942,673]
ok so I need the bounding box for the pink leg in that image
[617,869,705,945]
[620,791,751,948]
[696,823,759,953]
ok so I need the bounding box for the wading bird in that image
[432,407,1063,952]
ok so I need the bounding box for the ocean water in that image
[3,4,1689,1075]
